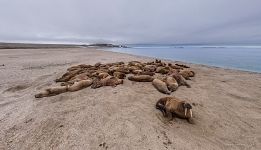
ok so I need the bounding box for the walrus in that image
[35,86,68,98]
[98,72,110,79]
[91,76,123,89]
[128,61,142,66]
[156,66,170,74]
[138,71,155,76]
[108,66,130,74]
[55,69,83,82]
[152,79,171,94]
[68,72,90,84]
[113,61,125,66]
[68,79,93,92]
[132,69,143,74]
[168,63,183,70]
[113,71,126,79]
[67,66,81,72]
[175,63,190,68]
[128,75,154,82]
[179,70,195,80]
[170,71,191,88]
[164,76,178,92]
[143,65,157,72]
[94,62,102,68]
[128,65,141,71]
[155,59,161,63]
[156,97,193,123]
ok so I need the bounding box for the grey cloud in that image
[0,0,261,44]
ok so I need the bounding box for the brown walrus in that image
[128,61,143,67]
[156,66,170,74]
[94,62,102,68]
[132,69,143,74]
[179,70,195,80]
[168,63,183,70]
[164,76,178,92]
[152,79,171,94]
[128,66,142,72]
[91,76,123,89]
[108,66,130,74]
[156,97,193,123]
[175,63,190,68]
[67,72,90,84]
[113,71,126,79]
[143,65,157,72]
[68,79,93,92]
[128,75,154,82]
[98,72,110,79]
[138,71,155,76]
[35,86,68,98]
[170,71,191,88]
[55,69,83,82]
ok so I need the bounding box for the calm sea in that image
[105,44,261,73]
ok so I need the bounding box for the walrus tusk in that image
[185,108,187,116]
[190,109,193,118]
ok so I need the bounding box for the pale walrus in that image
[156,97,193,123]
[55,69,83,82]
[179,70,195,80]
[35,86,68,98]
[164,76,179,92]
[98,72,110,79]
[152,79,171,94]
[91,76,123,89]
[128,75,154,82]
[170,71,191,88]
[68,79,93,92]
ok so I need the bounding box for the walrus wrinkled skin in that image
[128,75,154,82]
[152,79,171,94]
[68,79,93,92]
[91,76,123,89]
[35,86,68,98]
[164,76,179,92]
[156,97,193,123]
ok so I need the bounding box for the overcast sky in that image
[0,0,261,44]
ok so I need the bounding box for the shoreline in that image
[98,48,261,75]
[0,48,260,150]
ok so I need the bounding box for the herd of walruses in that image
[35,59,195,123]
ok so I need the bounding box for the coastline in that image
[100,48,261,74]
[0,48,260,150]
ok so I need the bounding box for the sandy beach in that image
[0,48,260,150]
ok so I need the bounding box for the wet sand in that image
[0,48,260,150]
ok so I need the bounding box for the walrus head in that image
[183,103,193,118]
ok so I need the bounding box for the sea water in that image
[106,44,261,73]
